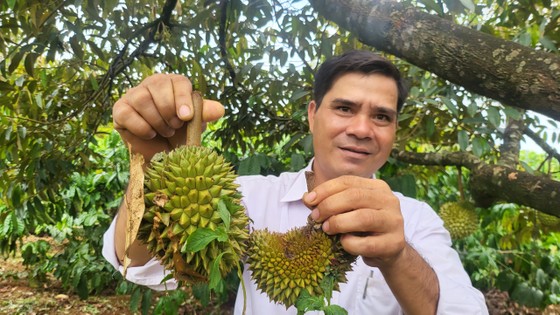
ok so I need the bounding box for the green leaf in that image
[141,288,153,315]
[24,53,38,77]
[424,116,435,137]
[7,0,16,9]
[215,226,228,242]
[458,130,469,151]
[443,98,459,117]
[70,36,84,60]
[295,289,324,314]
[8,50,25,73]
[486,107,501,128]
[192,283,211,306]
[324,304,348,315]
[129,286,142,312]
[184,228,218,253]
[217,199,231,230]
[511,282,544,308]
[208,252,226,292]
[535,269,547,288]
[320,274,336,302]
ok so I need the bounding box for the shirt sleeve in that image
[404,200,488,314]
[101,215,178,291]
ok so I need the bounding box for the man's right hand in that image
[112,74,225,161]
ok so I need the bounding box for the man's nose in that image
[346,114,373,139]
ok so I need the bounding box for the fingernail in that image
[305,191,317,203]
[322,221,330,233]
[169,117,184,129]
[311,209,319,221]
[179,105,191,119]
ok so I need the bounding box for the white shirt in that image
[102,164,488,314]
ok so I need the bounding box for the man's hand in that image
[112,74,225,161]
[302,175,405,268]
[303,175,439,314]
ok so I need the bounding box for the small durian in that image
[246,172,356,309]
[439,201,479,240]
[136,92,249,282]
[535,210,560,228]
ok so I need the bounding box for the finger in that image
[304,175,375,207]
[124,87,176,138]
[113,98,158,139]
[322,208,403,235]
[202,100,225,122]
[339,232,405,260]
[170,74,194,121]
[145,75,185,129]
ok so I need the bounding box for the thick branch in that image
[469,164,560,217]
[391,149,481,168]
[309,0,560,121]
[392,150,560,217]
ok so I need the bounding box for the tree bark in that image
[309,0,560,121]
[392,150,560,217]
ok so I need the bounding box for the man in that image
[102,50,488,314]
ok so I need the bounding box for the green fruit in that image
[137,146,249,282]
[247,224,355,308]
[536,211,560,228]
[438,201,479,240]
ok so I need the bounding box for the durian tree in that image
[1,0,559,306]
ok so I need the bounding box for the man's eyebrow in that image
[332,98,397,115]
[374,106,398,117]
[330,98,358,106]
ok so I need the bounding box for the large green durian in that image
[137,146,249,282]
[438,201,479,240]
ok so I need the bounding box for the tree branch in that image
[499,111,525,168]
[524,127,560,164]
[391,149,481,168]
[309,0,560,121]
[392,149,560,217]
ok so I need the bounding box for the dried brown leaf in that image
[123,150,145,276]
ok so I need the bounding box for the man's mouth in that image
[340,146,370,155]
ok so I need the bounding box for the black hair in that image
[313,50,408,112]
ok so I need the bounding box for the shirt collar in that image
[279,159,314,203]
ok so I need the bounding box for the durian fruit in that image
[136,92,249,282]
[535,210,560,228]
[247,224,354,308]
[439,201,479,240]
[246,172,356,309]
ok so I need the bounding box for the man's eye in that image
[337,106,351,112]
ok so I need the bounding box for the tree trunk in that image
[309,0,560,121]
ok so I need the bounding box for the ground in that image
[1,246,559,315]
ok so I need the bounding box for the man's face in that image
[308,72,398,184]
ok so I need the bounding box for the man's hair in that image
[312,50,408,112]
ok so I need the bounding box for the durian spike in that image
[186,91,203,147]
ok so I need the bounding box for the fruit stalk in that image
[186,91,203,147]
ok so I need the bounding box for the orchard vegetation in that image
[1,0,559,313]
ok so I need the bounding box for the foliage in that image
[457,204,560,308]
[1,0,559,312]
[18,130,129,299]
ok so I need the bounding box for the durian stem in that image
[186,91,203,146]
[237,264,247,315]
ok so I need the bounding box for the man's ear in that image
[307,100,317,133]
